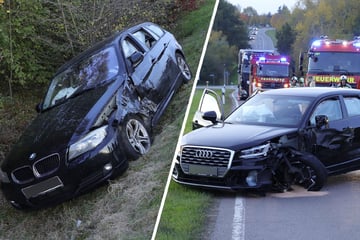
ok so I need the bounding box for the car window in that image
[344,97,360,117]
[309,98,342,125]
[132,29,157,49]
[121,37,144,59]
[227,94,310,126]
[145,24,164,39]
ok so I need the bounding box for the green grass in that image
[155,86,234,239]
[155,183,213,240]
[0,1,216,240]
[266,28,277,47]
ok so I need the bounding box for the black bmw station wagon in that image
[0,22,191,209]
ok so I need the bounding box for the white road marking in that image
[232,196,245,240]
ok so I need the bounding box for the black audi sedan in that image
[0,22,192,209]
[173,87,360,193]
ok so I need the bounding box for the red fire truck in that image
[300,36,360,88]
[237,49,275,99]
[248,53,292,95]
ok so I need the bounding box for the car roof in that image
[261,87,360,98]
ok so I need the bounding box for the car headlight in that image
[240,143,270,159]
[68,125,108,161]
[0,168,10,183]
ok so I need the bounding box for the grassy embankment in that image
[0,1,216,239]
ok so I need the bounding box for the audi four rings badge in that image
[195,149,213,158]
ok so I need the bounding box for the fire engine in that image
[237,49,275,99]
[300,36,360,88]
[249,54,292,95]
[238,50,291,98]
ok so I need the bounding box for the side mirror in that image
[192,88,223,129]
[315,115,329,129]
[129,51,143,67]
[202,111,218,124]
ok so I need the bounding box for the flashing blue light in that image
[280,57,287,62]
[354,41,360,48]
[312,40,322,47]
[259,56,266,61]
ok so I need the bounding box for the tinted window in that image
[309,98,342,125]
[121,38,141,58]
[344,97,360,117]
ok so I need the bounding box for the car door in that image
[192,88,223,129]
[304,96,353,170]
[342,95,360,169]
[122,26,173,104]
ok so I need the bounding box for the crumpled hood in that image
[182,123,297,150]
[2,86,110,170]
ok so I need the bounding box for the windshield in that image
[43,46,119,109]
[257,64,289,77]
[308,52,360,74]
[226,94,313,127]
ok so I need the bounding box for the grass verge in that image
[155,86,234,239]
[266,28,277,47]
[0,1,216,239]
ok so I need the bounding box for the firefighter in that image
[337,75,352,88]
[298,77,305,87]
[290,76,298,87]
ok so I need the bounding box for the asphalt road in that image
[205,171,360,240]
[250,27,277,51]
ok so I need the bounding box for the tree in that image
[200,31,237,85]
[213,0,249,49]
[0,0,200,96]
[275,22,296,55]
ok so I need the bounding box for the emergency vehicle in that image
[249,54,291,95]
[299,36,360,88]
[237,49,275,99]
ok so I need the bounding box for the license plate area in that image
[188,164,219,177]
[22,176,64,199]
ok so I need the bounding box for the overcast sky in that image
[226,0,299,14]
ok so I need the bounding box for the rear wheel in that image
[120,116,151,160]
[176,53,192,83]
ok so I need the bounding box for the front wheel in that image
[276,152,327,191]
[119,116,151,160]
[176,53,192,83]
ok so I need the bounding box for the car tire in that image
[288,153,327,191]
[120,115,151,160]
[176,53,192,83]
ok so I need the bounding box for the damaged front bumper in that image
[172,146,274,191]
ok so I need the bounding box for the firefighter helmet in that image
[340,75,347,82]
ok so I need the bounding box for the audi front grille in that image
[180,146,234,177]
